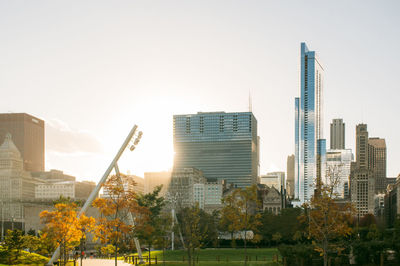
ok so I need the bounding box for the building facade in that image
[0,134,37,232]
[330,119,345,149]
[286,155,295,198]
[325,149,353,198]
[294,42,325,205]
[260,172,285,192]
[350,124,375,217]
[0,113,45,172]
[173,112,259,188]
[35,181,75,199]
[368,138,387,193]
[144,171,171,196]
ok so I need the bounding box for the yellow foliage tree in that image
[93,174,148,266]
[40,203,94,266]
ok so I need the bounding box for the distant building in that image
[368,138,387,193]
[294,43,325,205]
[0,113,45,172]
[144,171,171,196]
[75,181,96,200]
[325,149,353,198]
[258,184,285,215]
[350,124,375,217]
[330,119,345,149]
[31,169,76,182]
[374,193,385,218]
[385,175,400,227]
[35,181,75,199]
[173,112,259,188]
[129,175,144,194]
[0,134,37,231]
[260,172,285,192]
[286,155,295,198]
[101,175,143,197]
[167,168,223,212]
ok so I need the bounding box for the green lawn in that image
[126,248,281,265]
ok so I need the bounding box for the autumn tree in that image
[135,185,165,260]
[299,168,354,266]
[220,185,261,263]
[1,229,26,265]
[176,204,210,266]
[93,174,148,266]
[40,203,84,266]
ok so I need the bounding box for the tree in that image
[93,174,148,266]
[135,185,165,260]
[1,229,26,265]
[177,204,211,266]
[220,185,261,263]
[40,202,93,266]
[299,168,354,266]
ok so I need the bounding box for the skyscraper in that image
[294,43,325,204]
[330,118,345,149]
[350,124,375,217]
[368,137,386,193]
[173,112,259,187]
[0,113,45,172]
[286,154,295,198]
[325,149,353,198]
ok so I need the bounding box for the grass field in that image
[126,248,281,266]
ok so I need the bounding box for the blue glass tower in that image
[294,43,325,204]
[173,112,259,188]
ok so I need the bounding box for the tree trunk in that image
[323,238,328,266]
[148,242,151,265]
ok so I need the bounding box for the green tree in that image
[135,185,165,260]
[1,229,26,265]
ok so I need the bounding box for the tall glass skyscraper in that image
[173,112,259,188]
[294,43,325,204]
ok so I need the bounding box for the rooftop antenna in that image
[248,90,252,112]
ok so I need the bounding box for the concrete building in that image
[368,138,387,193]
[350,124,375,217]
[330,119,345,149]
[31,169,76,182]
[260,172,285,193]
[75,181,96,200]
[0,134,37,232]
[258,184,284,215]
[0,113,45,172]
[385,175,400,227]
[325,149,353,198]
[286,155,295,199]
[173,112,259,188]
[35,181,75,199]
[294,42,326,205]
[129,175,144,194]
[144,171,171,196]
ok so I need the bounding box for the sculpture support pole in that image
[47,125,140,265]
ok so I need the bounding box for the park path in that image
[77,259,132,266]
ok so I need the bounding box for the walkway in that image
[77,259,132,266]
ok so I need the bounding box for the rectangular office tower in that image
[330,118,345,149]
[173,112,259,188]
[294,43,325,204]
[0,113,45,171]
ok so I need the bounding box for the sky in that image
[1,0,399,181]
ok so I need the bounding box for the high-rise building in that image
[294,42,325,205]
[0,113,45,172]
[173,112,259,188]
[350,124,375,217]
[330,119,345,149]
[325,149,353,198]
[144,171,172,196]
[260,172,285,192]
[368,138,386,193]
[286,155,295,198]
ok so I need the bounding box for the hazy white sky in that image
[1,0,399,181]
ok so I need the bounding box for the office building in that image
[350,124,375,217]
[75,181,96,200]
[294,42,325,205]
[0,134,37,231]
[330,119,345,149]
[325,149,353,198]
[35,181,75,199]
[173,112,259,188]
[368,138,387,193]
[385,175,400,227]
[0,113,45,172]
[31,169,76,182]
[286,155,295,198]
[260,172,285,192]
[144,171,171,196]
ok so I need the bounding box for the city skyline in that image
[1,1,400,181]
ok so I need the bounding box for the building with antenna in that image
[173,111,259,187]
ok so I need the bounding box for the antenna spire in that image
[248,90,252,112]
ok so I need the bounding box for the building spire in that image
[248,90,252,112]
